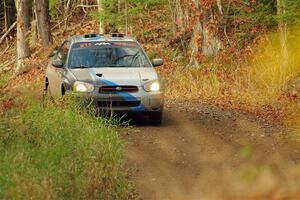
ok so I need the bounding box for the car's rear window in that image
[68,42,152,68]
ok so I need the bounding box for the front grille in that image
[97,101,141,108]
[99,85,138,93]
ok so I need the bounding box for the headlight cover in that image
[73,81,94,93]
[143,80,160,92]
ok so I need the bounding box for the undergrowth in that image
[0,93,135,199]
[165,26,300,124]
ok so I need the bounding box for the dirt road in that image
[124,100,300,200]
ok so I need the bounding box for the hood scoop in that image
[96,74,103,78]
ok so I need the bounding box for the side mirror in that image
[52,59,63,68]
[48,49,58,58]
[152,58,164,67]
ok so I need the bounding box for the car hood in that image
[69,67,158,86]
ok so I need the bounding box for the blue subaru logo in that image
[116,87,122,91]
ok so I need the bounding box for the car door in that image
[48,41,70,98]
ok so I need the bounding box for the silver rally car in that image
[45,33,164,124]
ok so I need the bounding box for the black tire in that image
[149,112,163,126]
[61,85,66,96]
[43,81,54,104]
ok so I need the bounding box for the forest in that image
[1,0,300,199]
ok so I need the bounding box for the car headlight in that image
[73,81,94,93]
[143,80,160,92]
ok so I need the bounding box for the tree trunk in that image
[189,21,202,66]
[3,0,9,45]
[3,0,16,44]
[15,0,31,75]
[97,0,104,34]
[4,0,16,27]
[168,0,183,37]
[202,16,221,57]
[188,1,221,65]
[125,0,128,35]
[171,0,223,66]
[217,0,223,15]
[23,0,31,28]
[35,0,52,47]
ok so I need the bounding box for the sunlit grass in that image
[248,26,300,96]
[246,26,300,127]
[166,25,300,122]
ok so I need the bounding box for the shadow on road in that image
[113,111,176,127]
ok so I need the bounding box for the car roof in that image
[68,33,137,44]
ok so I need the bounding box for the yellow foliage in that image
[248,26,300,95]
[166,25,300,124]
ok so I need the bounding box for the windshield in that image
[68,42,151,68]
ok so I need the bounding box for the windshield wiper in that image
[108,64,128,68]
[129,51,140,66]
[114,54,135,62]
[72,65,89,69]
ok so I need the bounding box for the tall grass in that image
[166,25,300,119]
[248,26,300,97]
[0,95,134,199]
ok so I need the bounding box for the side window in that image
[57,41,70,64]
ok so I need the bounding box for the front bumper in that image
[69,87,164,112]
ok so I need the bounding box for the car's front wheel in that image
[148,112,163,125]
[43,79,54,102]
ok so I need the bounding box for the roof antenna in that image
[125,0,128,36]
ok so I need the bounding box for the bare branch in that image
[0,21,16,44]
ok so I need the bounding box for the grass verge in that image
[0,93,135,199]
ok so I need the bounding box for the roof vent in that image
[83,33,103,38]
[111,33,125,38]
